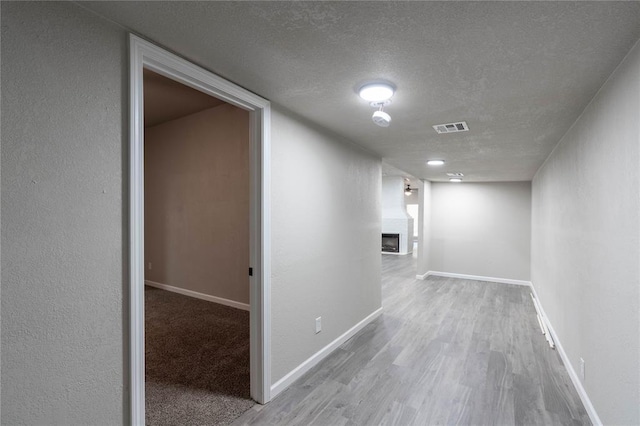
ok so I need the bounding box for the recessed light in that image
[427,160,445,166]
[359,83,395,102]
[449,178,463,183]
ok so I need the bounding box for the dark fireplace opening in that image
[382,233,400,253]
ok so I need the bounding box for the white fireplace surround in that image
[382,219,413,254]
[382,176,414,255]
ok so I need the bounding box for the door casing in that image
[129,34,271,425]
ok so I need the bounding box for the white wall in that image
[381,176,413,254]
[404,187,419,206]
[381,176,411,220]
[2,3,126,423]
[429,182,532,281]
[405,184,419,237]
[416,180,432,277]
[1,3,383,421]
[145,104,250,304]
[531,40,640,425]
[270,106,382,384]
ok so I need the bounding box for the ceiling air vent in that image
[433,121,469,134]
[446,172,464,177]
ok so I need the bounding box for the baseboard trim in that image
[144,280,250,311]
[416,272,429,280]
[423,271,531,287]
[270,307,384,398]
[529,283,602,426]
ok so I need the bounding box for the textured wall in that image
[416,180,432,277]
[145,104,250,304]
[270,107,382,383]
[1,3,384,419]
[429,182,532,281]
[531,40,640,425]
[1,2,126,424]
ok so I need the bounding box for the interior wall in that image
[1,4,383,420]
[270,106,382,384]
[429,182,532,281]
[381,176,411,219]
[404,186,419,205]
[145,104,250,304]
[405,187,419,238]
[381,176,414,254]
[531,40,640,425]
[416,180,432,277]
[1,2,126,423]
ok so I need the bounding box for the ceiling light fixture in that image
[359,83,395,102]
[449,178,463,183]
[358,81,396,127]
[427,160,445,166]
[405,184,413,196]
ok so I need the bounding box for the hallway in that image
[234,253,589,425]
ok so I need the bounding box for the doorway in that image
[143,68,252,423]
[129,35,271,425]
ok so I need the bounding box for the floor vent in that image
[433,121,469,134]
[530,293,555,349]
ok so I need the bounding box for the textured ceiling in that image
[81,1,640,182]
[144,69,224,128]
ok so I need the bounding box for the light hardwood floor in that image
[233,252,590,425]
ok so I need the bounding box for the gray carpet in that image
[145,286,255,425]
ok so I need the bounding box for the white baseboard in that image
[270,307,384,398]
[381,251,412,256]
[144,280,250,311]
[423,270,531,287]
[416,272,429,280]
[529,283,602,426]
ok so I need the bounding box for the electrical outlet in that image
[148,262,152,270]
[315,317,322,334]
[580,358,585,381]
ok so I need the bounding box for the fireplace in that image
[382,176,414,255]
[382,233,400,253]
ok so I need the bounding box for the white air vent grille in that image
[446,172,464,177]
[433,121,469,134]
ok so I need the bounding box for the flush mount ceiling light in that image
[427,160,445,166]
[358,83,395,102]
[358,81,396,127]
[449,178,463,183]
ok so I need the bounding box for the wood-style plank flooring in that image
[233,251,590,425]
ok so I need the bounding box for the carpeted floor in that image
[145,286,255,425]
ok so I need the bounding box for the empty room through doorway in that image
[143,68,253,425]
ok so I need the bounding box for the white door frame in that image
[129,34,271,425]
